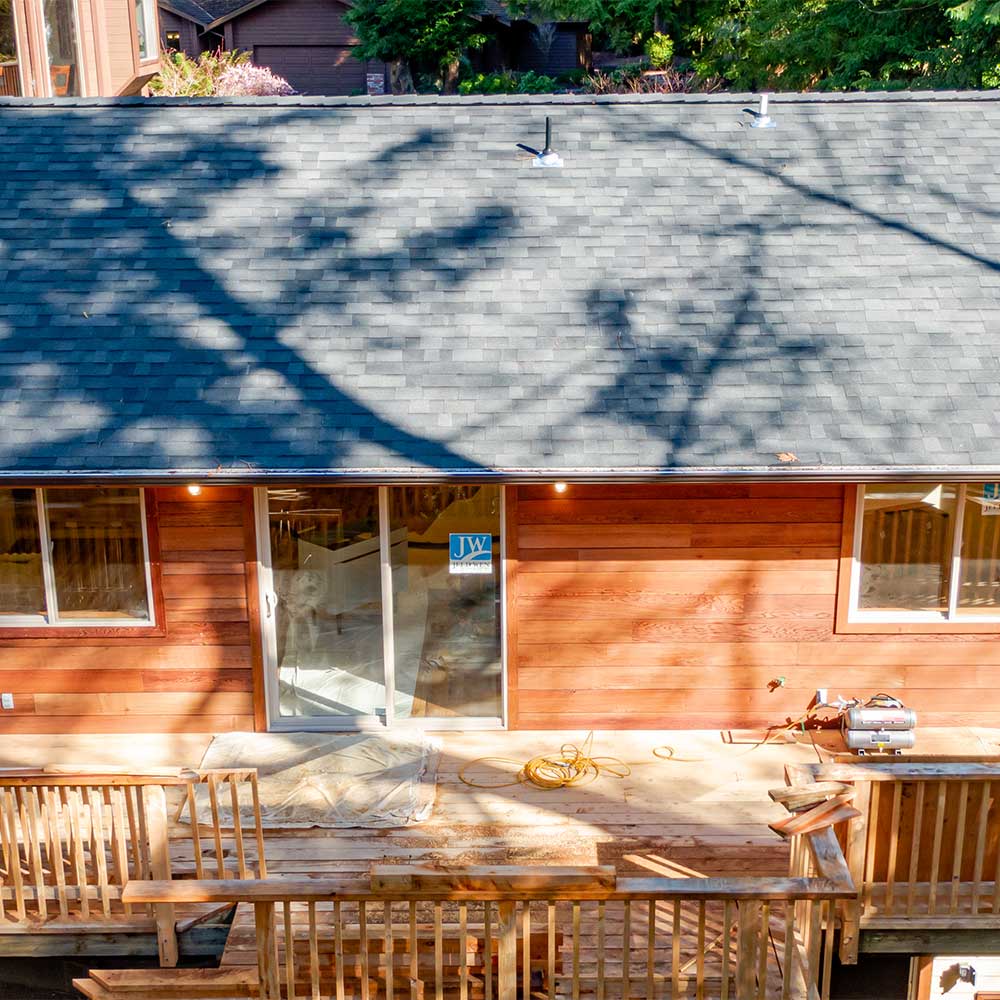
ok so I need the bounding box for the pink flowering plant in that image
[216,63,295,97]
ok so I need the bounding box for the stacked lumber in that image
[767,780,861,839]
[73,969,259,999]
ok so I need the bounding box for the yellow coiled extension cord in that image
[458,731,631,790]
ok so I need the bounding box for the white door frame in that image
[254,485,507,733]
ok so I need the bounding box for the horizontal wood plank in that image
[519,498,843,525]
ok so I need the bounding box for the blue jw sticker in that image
[449,533,493,574]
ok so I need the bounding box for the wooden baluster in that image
[3,789,25,921]
[928,781,947,915]
[862,782,880,916]
[820,901,835,1000]
[124,785,144,882]
[432,900,442,1000]
[335,900,346,1000]
[571,901,581,1000]
[207,774,227,879]
[696,901,706,1000]
[885,782,903,914]
[65,788,88,919]
[548,901,556,1000]
[256,901,280,1000]
[284,899,297,1000]
[906,782,925,917]
[135,784,151,884]
[647,901,656,1000]
[387,900,396,1000]
[950,781,970,914]
[596,901,605,1000]
[972,781,991,915]
[755,902,769,1000]
[108,788,131,918]
[779,900,794,1000]
[23,788,47,920]
[806,901,822,995]
[358,900,374,1000]
[671,901,681,1000]
[0,787,12,923]
[187,782,204,880]
[522,901,531,1000]
[410,900,420,1000]
[229,776,248,879]
[622,899,631,1000]
[457,901,466,1000]
[250,772,267,879]
[497,901,516,1000]
[144,784,178,967]
[309,900,320,1000]
[88,789,111,918]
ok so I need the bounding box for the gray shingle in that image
[0,92,998,478]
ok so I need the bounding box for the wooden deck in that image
[4,726,999,983]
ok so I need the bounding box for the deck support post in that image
[736,900,759,998]
[840,779,871,965]
[497,900,517,1000]
[143,785,178,968]
[255,901,280,999]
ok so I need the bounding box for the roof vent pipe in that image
[742,93,775,128]
[517,116,564,168]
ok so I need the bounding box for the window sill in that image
[836,615,1000,635]
[0,622,166,639]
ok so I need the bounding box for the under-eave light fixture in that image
[553,481,568,493]
[187,484,202,496]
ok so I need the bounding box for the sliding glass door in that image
[256,485,504,730]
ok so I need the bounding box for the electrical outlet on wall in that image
[1,693,13,710]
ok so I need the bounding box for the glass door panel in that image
[266,486,386,721]
[388,486,502,722]
[41,0,80,96]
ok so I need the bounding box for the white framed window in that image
[134,0,158,60]
[848,482,1000,624]
[0,487,156,628]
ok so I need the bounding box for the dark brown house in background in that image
[157,0,590,96]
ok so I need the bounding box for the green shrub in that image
[643,31,674,69]
[149,49,251,97]
[457,70,557,94]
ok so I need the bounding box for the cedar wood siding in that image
[506,482,1000,730]
[1,480,997,734]
[0,486,257,734]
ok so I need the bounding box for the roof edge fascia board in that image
[1,467,999,487]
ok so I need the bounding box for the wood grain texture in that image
[507,483,1000,729]
[0,486,256,734]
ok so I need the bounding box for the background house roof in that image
[160,0,214,26]
[0,92,998,481]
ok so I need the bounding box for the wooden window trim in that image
[836,484,1000,635]
[0,489,166,639]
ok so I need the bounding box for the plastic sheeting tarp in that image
[191,731,440,829]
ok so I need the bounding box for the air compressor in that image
[841,693,917,754]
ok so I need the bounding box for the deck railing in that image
[786,761,1000,963]
[0,767,266,964]
[123,849,853,1000]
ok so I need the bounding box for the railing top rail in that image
[795,762,1000,783]
[0,767,202,787]
[123,875,856,906]
[0,766,260,788]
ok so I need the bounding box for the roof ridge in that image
[2,89,1000,110]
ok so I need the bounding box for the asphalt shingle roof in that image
[0,92,998,480]
[160,0,214,26]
